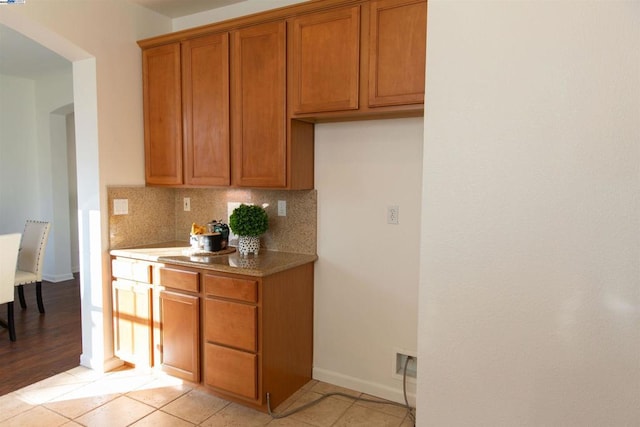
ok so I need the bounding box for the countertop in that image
[110,241,317,277]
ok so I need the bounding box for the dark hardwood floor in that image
[0,275,82,396]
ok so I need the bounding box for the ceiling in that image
[0,0,244,79]
[0,25,71,79]
[130,0,245,18]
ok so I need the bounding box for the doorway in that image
[0,17,105,373]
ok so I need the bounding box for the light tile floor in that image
[0,366,415,426]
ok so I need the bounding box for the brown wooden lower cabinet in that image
[112,279,153,367]
[111,255,313,412]
[111,257,154,367]
[203,263,314,410]
[159,290,200,382]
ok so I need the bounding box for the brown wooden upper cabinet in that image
[289,6,361,114]
[139,0,426,188]
[368,0,427,107]
[288,0,426,118]
[143,43,182,185]
[182,33,230,186]
[141,23,312,189]
[143,33,230,186]
[231,22,287,188]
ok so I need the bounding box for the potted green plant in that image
[229,204,269,256]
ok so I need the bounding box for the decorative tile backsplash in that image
[108,186,317,255]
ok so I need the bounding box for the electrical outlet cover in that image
[278,200,287,216]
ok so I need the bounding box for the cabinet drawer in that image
[112,258,151,283]
[205,299,257,352]
[205,343,257,400]
[159,267,199,292]
[204,274,257,303]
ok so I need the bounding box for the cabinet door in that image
[160,290,200,382]
[205,343,258,400]
[368,0,426,107]
[290,6,360,114]
[143,43,183,185]
[112,280,153,367]
[182,33,231,186]
[231,21,287,188]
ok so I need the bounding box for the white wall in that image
[66,112,79,273]
[172,0,306,31]
[418,1,640,425]
[1,70,75,282]
[315,118,422,403]
[0,0,171,371]
[35,72,75,282]
[0,75,39,228]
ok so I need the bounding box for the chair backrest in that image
[17,220,51,280]
[0,233,21,304]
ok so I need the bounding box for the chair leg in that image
[8,302,16,341]
[17,285,26,309]
[36,281,45,314]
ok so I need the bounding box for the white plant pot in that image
[238,235,260,256]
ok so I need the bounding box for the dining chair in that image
[1,233,22,341]
[15,220,51,314]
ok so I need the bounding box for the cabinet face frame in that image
[142,43,183,185]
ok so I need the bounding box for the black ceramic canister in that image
[208,220,230,250]
[203,233,222,252]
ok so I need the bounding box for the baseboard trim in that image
[43,273,75,283]
[313,367,416,406]
[80,354,123,373]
